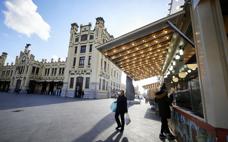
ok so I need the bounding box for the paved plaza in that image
[0,93,173,142]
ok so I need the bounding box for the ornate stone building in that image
[0,17,122,99]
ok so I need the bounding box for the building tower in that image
[0,52,8,67]
[62,17,121,98]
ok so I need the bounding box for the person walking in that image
[115,90,128,132]
[155,83,175,140]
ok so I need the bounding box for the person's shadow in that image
[96,130,128,142]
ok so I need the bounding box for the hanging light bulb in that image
[179,49,184,55]
[175,55,180,60]
[187,70,191,73]
[172,61,176,66]
[169,65,173,71]
[179,72,187,78]
[187,64,198,70]
[173,77,179,82]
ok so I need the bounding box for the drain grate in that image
[12,109,24,112]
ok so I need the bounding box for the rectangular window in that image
[88,56,91,66]
[36,68,39,75]
[81,34,88,41]
[104,61,106,72]
[89,44,92,52]
[102,79,105,90]
[69,77,74,89]
[80,45,86,53]
[79,56,85,67]
[2,71,5,76]
[73,57,76,67]
[59,68,62,75]
[62,68,65,74]
[75,37,79,42]
[74,46,77,54]
[85,77,90,89]
[54,68,57,76]
[99,78,101,90]
[101,59,103,69]
[51,68,54,76]
[106,81,108,90]
[47,68,50,76]
[32,66,36,74]
[89,35,94,40]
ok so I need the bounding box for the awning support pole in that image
[167,20,195,47]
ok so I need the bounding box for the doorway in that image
[15,79,21,93]
[75,77,83,98]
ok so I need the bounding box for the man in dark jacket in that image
[115,90,128,132]
[155,83,175,140]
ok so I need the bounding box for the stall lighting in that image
[172,61,176,66]
[187,64,198,70]
[175,55,180,60]
[179,49,184,55]
[187,70,191,73]
[179,40,184,46]
[169,65,174,71]
[179,72,187,78]
[173,77,179,82]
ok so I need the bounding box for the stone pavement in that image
[0,93,175,142]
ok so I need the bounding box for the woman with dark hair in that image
[155,83,175,140]
[115,90,128,132]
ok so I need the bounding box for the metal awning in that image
[97,11,185,81]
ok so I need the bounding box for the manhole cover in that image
[12,109,24,112]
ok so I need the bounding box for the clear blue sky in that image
[1,0,171,91]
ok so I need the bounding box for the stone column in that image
[126,76,135,100]
[191,0,228,129]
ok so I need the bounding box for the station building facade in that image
[0,17,122,99]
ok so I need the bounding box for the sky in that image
[0,0,172,93]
